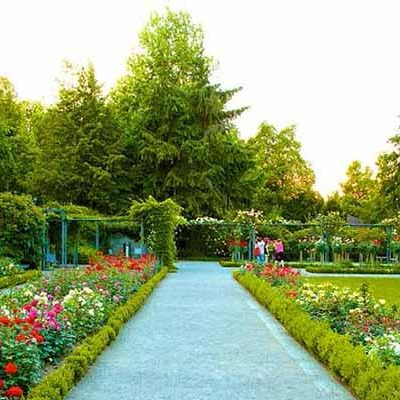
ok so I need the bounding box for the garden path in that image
[66,261,354,400]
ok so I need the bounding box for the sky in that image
[0,0,399,196]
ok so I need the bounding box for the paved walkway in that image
[66,262,354,400]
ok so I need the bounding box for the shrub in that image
[219,261,244,268]
[0,193,47,265]
[306,266,400,274]
[0,257,19,277]
[0,270,41,289]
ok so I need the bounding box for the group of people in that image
[253,237,284,266]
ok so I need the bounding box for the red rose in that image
[0,379,4,388]
[4,362,18,375]
[15,334,27,342]
[5,386,23,397]
[0,316,10,326]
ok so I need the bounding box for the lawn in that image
[302,276,400,307]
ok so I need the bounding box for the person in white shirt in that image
[255,237,265,264]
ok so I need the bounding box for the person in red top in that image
[274,239,284,267]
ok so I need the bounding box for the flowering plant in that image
[0,258,19,278]
[0,253,156,397]
[259,265,299,287]
[241,263,299,287]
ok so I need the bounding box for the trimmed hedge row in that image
[219,261,244,268]
[181,256,226,262]
[306,266,400,274]
[233,271,400,400]
[0,270,42,290]
[26,267,168,400]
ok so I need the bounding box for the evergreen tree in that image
[33,64,126,213]
[0,77,37,193]
[112,9,249,217]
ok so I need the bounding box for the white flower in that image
[392,342,400,356]
[88,309,95,316]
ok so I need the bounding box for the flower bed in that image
[235,263,400,399]
[0,253,159,399]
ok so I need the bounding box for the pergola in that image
[43,209,145,268]
[185,220,394,262]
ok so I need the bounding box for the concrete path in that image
[66,262,354,400]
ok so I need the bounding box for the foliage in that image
[112,9,250,217]
[33,63,127,214]
[247,123,321,220]
[130,196,183,270]
[312,212,346,237]
[0,270,42,290]
[176,219,230,259]
[219,261,244,268]
[233,209,264,226]
[377,135,400,218]
[0,78,39,194]
[0,193,47,265]
[0,257,19,277]
[306,265,400,274]
[340,160,377,222]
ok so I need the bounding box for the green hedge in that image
[233,271,400,400]
[0,270,42,290]
[219,261,245,268]
[180,256,227,262]
[26,267,168,400]
[306,266,400,274]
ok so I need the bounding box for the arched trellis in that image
[43,208,146,268]
[182,220,394,263]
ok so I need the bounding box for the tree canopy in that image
[246,122,322,220]
[112,9,249,217]
[33,63,127,213]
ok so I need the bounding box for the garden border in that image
[233,271,400,400]
[0,270,42,290]
[26,267,168,400]
[305,266,400,274]
[219,260,244,268]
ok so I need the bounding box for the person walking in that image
[255,237,265,264]
[263,237,270,264]
[274,239,284,267]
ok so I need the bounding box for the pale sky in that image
[0,0,399,196]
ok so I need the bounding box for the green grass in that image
[302,276,400,307]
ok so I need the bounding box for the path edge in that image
[26,267,169,400]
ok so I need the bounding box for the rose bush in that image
[0,253,156,398]
[243,264,400,369]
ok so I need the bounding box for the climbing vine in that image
[130,197,184,270]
